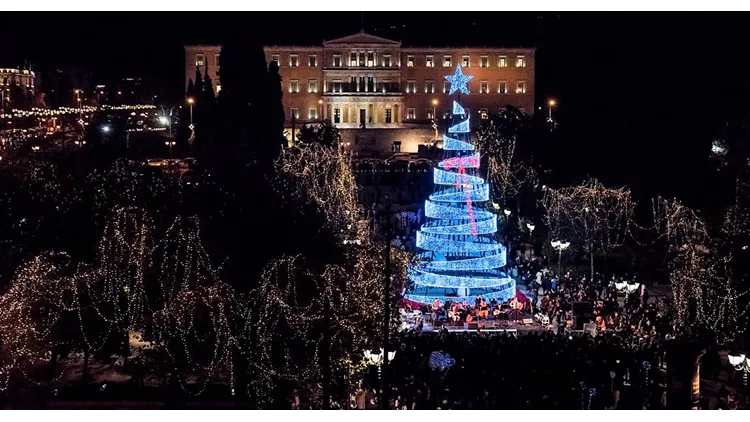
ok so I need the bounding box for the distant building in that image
[185,31,535,157]
[0,67,36,110]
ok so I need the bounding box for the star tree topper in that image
[444,64,473,95]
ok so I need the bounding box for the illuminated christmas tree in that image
[406,65,515,304]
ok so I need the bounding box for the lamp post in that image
[547,99,556,122]
[364,348,396,409]
[431,99,439,139]
[550,240,570,276]
[318,99,323,121]
[728,352,750,392]
[165,140,176,160]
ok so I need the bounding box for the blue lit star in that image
[444,64,473,95]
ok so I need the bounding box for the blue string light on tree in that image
[406,64,515,305]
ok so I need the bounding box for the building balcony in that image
[324,82,402,96]
[323,65,402,71]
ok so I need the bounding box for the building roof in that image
[323,30,401,46]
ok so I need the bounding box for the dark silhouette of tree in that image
[186,79,195,98]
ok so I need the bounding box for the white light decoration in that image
[406,65,514,304]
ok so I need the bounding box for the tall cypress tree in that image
[186,79,195,98]
[262,60,285,162]
[194,66,204,99]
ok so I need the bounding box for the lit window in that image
[308,80,318,93]
[392,141,402,153]
[407,55,415,67]
[443,81,450,93]
[359,52,366,66]
[407,108,416,120]
[195,54,205,66]
[350,53,357,66]
[479,81,489,94]
[332,81,343,93]
[216,84,221,92]
[309,108,318,119]
[215,54,221,67]
[516,55,526,68]
[498,55,507,67]
[406,80,416,94]
[426,108,435,120]
[290,55,299,67]
[385,108,392,123]
[333,55,342,67]
[425,80,435,94]
[498,81,507,94]
[271,55,280,65]
[383,55,392,67]
[309,55,317,67]
[426,55,434,68]
[290,80,299,93]
[290,108,299,119]
[480,56,489,68]
[443,55,452,67]
[480,108,488,119]
[334,108,341,123]
[367,52,374,67]
[516,81,526,94]
[443,108,451,119]
[462,55,470,67]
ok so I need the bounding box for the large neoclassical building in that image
[185,31,535,157]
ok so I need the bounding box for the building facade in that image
[185,31,534,157]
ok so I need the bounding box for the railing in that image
[325,82,401,95]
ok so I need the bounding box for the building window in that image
[350,53,357,66]
[290,55,299,67]
[425,80,435,94]
[443,81,450,93]
[407,55,415,67]
[309,108,318,119]
[290,108,299,119]
[334,108,341,123]
[392,141,402,153]
[308,80,318,93]
[359,52,366,66]
[406,80,416,94]
[443,108,451,119]
[309,55,317,67]
[383,55,392,67]
[426,55,434,68]
[443,55,452,67]
[480,81,489,94]
[215,54,221,67]
[462,55,470,67]
[385,108,392,123]
[479,108,489,119]
[498,55,507,67]
[195,54,205,66]
[289,80,300,93]
[516,55,526,68]
[367,52,374,67]
[498,80,507,94]
[407,108,416,120]
[271,55,279,65]
[516,81,526,94]
[426,109,435,120]
[332,81,343,93]
[333,55,342,67]
[480,56,489,68]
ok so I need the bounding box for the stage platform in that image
[400,311,555,335]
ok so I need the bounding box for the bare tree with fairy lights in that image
[541,179,636,282]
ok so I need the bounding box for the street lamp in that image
[547,99,556,122]
[550,240,570,276]
[527,223,535,233]
[318,99,323,121]
[503,209,511,217]
[728,352,750,390]
[431,99,439,139]
[364,348,396,408]
[165,140,176,160]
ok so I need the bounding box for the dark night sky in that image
[2,12,750,203]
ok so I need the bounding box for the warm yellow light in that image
[318,99,323,104]
[432,99,438,105]
[548,99,556,107]
[187,98,194,104]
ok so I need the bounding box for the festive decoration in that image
[444,65,473,95]
[428,351,456,371]
[407,65,514,304]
